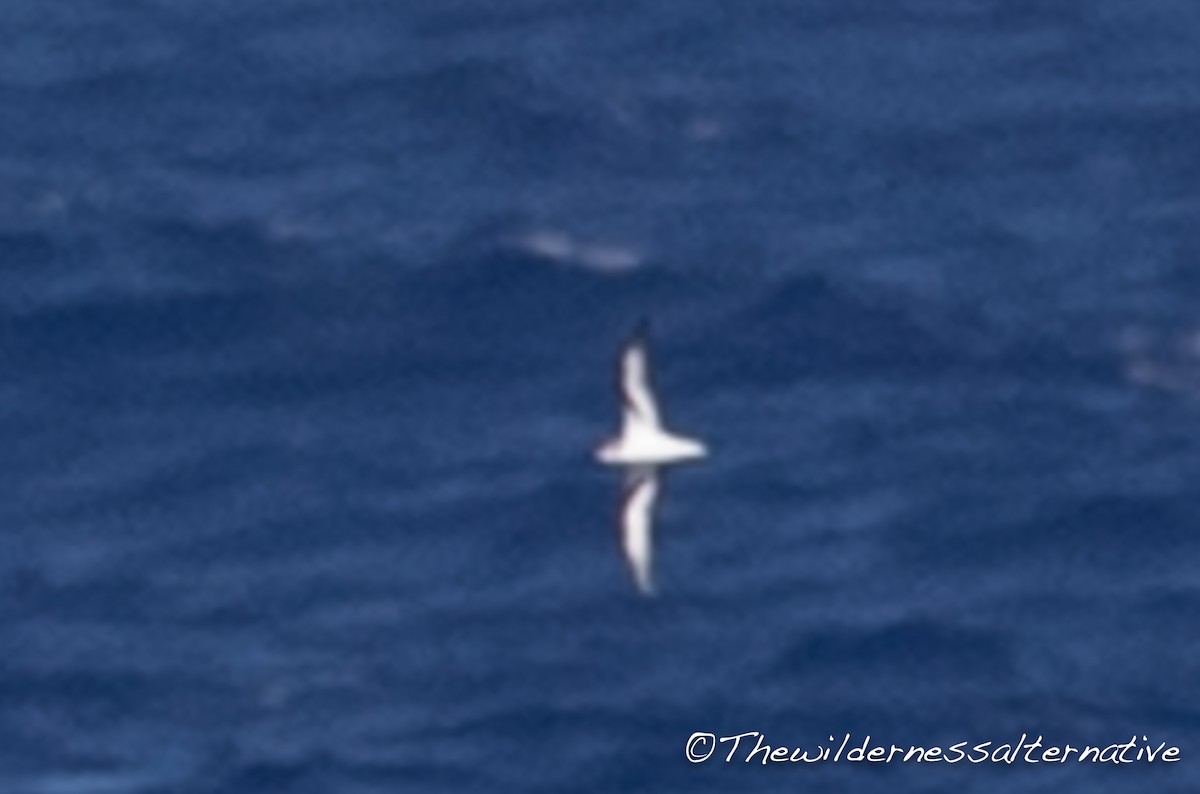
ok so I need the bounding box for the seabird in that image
[596,322,707,594]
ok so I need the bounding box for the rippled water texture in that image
[3,2,1200,792]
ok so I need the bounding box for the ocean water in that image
[3,1,1200,792]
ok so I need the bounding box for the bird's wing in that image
[619,326,661,429]
[620,467,660,595]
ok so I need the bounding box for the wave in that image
[682,272,1117,389]
[1119,323,1200,398]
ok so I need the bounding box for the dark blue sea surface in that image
[4,1,1200,792]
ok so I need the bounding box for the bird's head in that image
[595,439,620,464]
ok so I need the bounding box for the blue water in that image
[3,2,1200,791]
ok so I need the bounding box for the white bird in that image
[596,323,707,594]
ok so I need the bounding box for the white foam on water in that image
[509,228,643,274]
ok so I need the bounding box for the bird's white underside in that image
[597,330,707,595]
